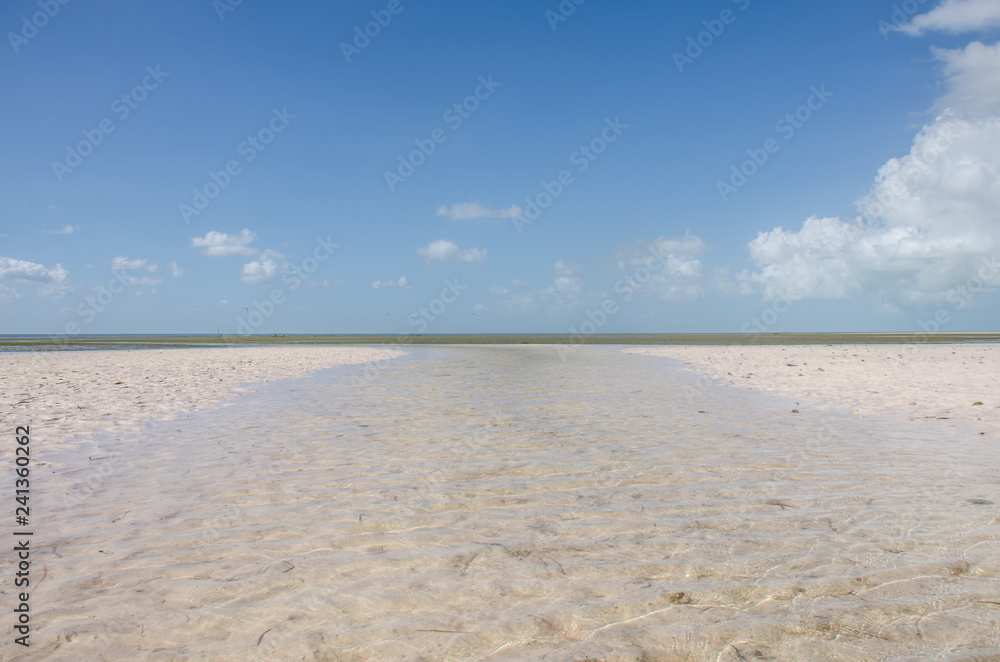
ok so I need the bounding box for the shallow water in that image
[17,346,1000,661]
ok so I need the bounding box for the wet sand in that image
[3,345,999,660]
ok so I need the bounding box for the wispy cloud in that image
[111,256,158,272]
[416,239,487,263]
[435,202,523,221]
[43,224,78,235]
[191,229,258,256]
[372,276,410,290]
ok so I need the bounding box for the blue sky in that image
[2,0,999,335]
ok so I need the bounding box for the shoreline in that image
[624,343,1000,435]
[2,346,404,448]
[3,331,1000,351]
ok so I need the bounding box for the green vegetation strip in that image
[2,333,999,352]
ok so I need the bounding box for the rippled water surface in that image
[23,346,1000,661]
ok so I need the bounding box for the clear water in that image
[24,346,1000,661]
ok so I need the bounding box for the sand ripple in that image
[9,346,1000,660]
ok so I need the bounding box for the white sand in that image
[624,343,1000,432]
[3,344,999,660]
[1,346,404,447]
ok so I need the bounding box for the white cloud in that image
[44,224,77,235]
[111,256,158,272]
[191,229,258,257]
[611,234,709,301]
[742,113,1000,306]
[552,260,583,294]
[373,276,412,290]
[0,284,22,302]
[933,41,1000,116]
[127,276,164,287]
[435,202,523,221]
[241,250,285,285]
[37,283,71,299]
[416,239,487,263]
[472,303,485,312]
[491,261,590,311]
[742,17,1000,310]
[169,262,184,277]
[0,256,68,283]
[901,0,1000,35]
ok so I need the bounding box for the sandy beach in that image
[2,344,999,661]
[2,346,404,448]
[624,343,1000,435]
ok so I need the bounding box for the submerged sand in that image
[3,345,999,661]
[624,343,1000,433]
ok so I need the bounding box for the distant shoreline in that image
[3,332,1000,351]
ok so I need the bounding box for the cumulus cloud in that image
[191,229,258,256]
[435,202,523,221]
[742,5,1000,309]
[901,0,1000,35]
[416,239,487,263]
[240,250,286,285]
[742,113,1000,306]
[933,41,1000,116]
[0,256,68,283]
[611,234,709,301]
[168,262,184,277]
